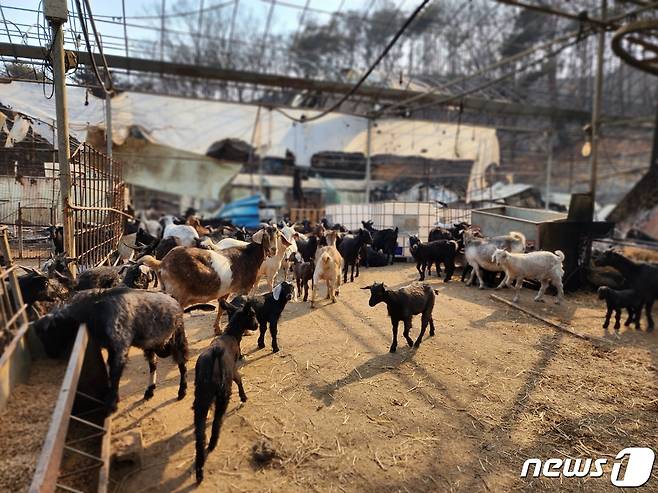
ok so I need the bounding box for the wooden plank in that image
[97,416,111,493]
[490,294,611,345]
[30,325,88,493]
[0,321,30,412]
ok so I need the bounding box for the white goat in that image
[162,215,199,247]
[463,229,526,289]
[492,249,565,304]
[137,212,162,238]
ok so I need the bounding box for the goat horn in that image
[19,265,45,276]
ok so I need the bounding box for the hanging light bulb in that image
[581,123,592,157]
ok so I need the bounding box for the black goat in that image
[321,218,347,232]
[194,299,257,484]
[359,245,389,267]
[74,264,153,291]
[597,286,643,330]
[594,250,658,330]
[428,226,452,242]
[338,229,373,283]
[224,281,294,352]
[290,253,314,302]
[362,221,398,265]
[16,267,70,318]
[296,234,320,263]
[75,266,124,290]
[409,238,459,282]
[362,282,438,352]
[48,225,64,254]
[33,288,189,412]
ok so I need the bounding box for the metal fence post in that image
[47,8,76,276]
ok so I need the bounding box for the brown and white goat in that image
[140,226,278,332]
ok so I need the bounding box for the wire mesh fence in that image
[325,201,473,258]
[70,143,125,270]
[0,108,124,269]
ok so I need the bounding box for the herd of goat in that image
[9,211,658,484]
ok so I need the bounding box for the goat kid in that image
[223,281,294,352]
[597,286,643,330]
[194,300,257,484]
[594,250,658,331]
[362,282,438,352]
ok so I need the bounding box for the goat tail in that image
[139,255,161,271]
[509,231,526,247]
[554,250,565,262]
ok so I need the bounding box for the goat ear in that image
[272,283,282,301]
[252,229,265,244]
[360,285,372,290]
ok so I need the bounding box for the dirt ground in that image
[109,263,658,493]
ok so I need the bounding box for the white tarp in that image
[0,81,499,200]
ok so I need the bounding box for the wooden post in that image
[365,118,372,204]
[17,203,23,259]
[48,10,76,276]
[589,0,607,205]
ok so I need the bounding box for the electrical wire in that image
[74,0,112,94]
[274,0,433,124]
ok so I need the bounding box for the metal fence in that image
[0,108,124,268]
[70,143,125,270]
[325,201,473,257]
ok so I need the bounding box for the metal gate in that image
[70,143,125,270]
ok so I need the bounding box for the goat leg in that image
[554,277,565,305]
[194,394,213,484]
[207,393,230,453]
[257,321,267,349]
[414,314,430,348]
[512,278,522,303]
[270,321,280,353]
[429,318,436,337]
[106,349,127,413]
[646,300,654,331]
[613,309,621,330]
[234,373,248,402]
[534,280,548,303]
[603,307,612,329]
[390,320,400,353]
[403,319,414,347]
[624,308,634,326]
[416,261,424,281]
[444,260,455,282]
[143,350,157,400]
